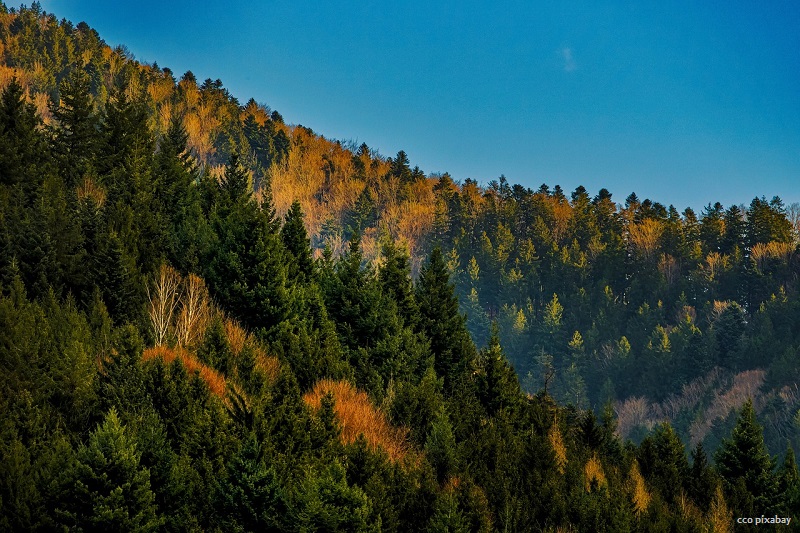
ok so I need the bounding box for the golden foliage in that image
[629,219,663,259]
[751,241,794,271]
[142,346,227,398]
[677,491,704,528]
[707,486,732,533]
[31,91,51,123]
[551,200,573,244]
[76,176,106,209]
[224,319,248,356]
[704,252,730,280]
[584,454,606,492]
[628,460,651,515]
[254,349,281,384]
[303,379,409,462]
[548,421,567,475]
[241,99,271,126]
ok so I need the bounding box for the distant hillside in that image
[3,2,800,459]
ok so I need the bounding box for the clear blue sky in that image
[39,1,800,210]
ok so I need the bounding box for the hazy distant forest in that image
[1,3,799,531]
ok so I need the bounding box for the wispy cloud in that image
[561,47,577,72]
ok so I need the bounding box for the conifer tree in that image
[205,153,292,332]
[0,78,49,191]
[50,68,100,188]
[475,323,521,417]
[426,408,458,484]
[778,446,799,517]
[378,239,419,328]
[714,399,778,515]
[214,435,286,532]
[416,247,476,390]
[57,408,160,532]
[281,200,314,282]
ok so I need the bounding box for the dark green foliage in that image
[214,435,287,532]
[292,460,376,532]
[204,153,292,332]
[637,423,689,504]
[55,408,161,532]
[281,199,315,282]
[50,68,101,188]
[416,247,476,390]
[715,399,778,515]
[426,408,458,484]
[0,77,49,190]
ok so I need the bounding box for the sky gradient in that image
[38,1,800,210]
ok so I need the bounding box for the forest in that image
[0,2,799,531]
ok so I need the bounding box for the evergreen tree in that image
[777,446,800,517]
[214,435,286,532]
[475,323,522,417]
[426,408,458,484]
[205,154,292,332]
[378,239,419,328]
[416,247,476,390]
[714,399,778,515]
[56,408,161,532]
[50,68,100,188]
[0,77,49,191]
[281,200,314,282]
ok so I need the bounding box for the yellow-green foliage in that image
[584,453,606,492]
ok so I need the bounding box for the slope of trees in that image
[0,3,799,530]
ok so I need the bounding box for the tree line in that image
[1,3,799,530]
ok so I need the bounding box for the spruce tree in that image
[281,200,314,282]
[416,247,476,390]
[378,239,419,328]
[50,68,100,188]
[0,78,49,191]
[57,408,161,532]
[714,399,778,515]
[205,154,292,332]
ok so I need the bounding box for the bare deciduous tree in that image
[147,264,182,346]
[175,273,211,349]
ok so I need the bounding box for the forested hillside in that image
[1,3,799,531]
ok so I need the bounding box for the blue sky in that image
[38,1,800,210]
